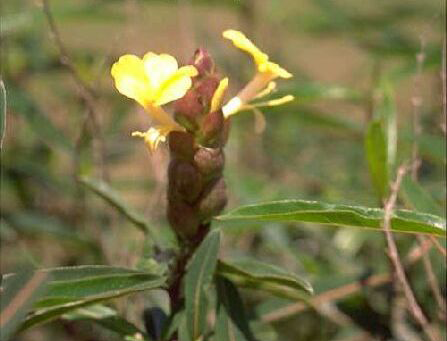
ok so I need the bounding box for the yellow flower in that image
[222,29,294,118]
[223,30,292,79]
[111,52,198,150]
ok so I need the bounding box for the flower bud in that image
[199,110,225,147]
[194,147,224,179]
[167,199,199,238]
[198,177,227,222]
[191,48,214,75]
[168,131,195,160]
[168,159,202,204]
[195,75,220,109]
[174,90,202,132]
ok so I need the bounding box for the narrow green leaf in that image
[1,266,166,331]
[217,200,446,236]
[80,177,152,235]
[217,259,312,300]
[365,120,388,198]
[161,309,184,341]
[0,79,6,150]
[63,305,151,341]
[376,81,397,172]
[185,229,221,340]
[215,276,255,341]
[0,271,48,340]
[400,175,443,216]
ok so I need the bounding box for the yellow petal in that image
[111,55,151,106]
[250,95,295,108]
[143,53,179,91]
[259,61,293,79]
[254,81,277,99]
[154,65,198,106]
[210,77,229,113]
[223,29,269,65]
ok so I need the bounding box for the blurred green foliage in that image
[1,0,445,340]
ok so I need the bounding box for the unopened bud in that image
[200,110,225,147]
[168,131,195,160]
[191,48,214,75]
[194,147,224,178]
[195,76,219,109]
[167,200,199,238]
[198,177,227,222]
[168,159,202,204]
[174,90,202,132]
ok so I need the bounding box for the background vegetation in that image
[1,0,445,340]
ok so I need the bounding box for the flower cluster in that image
[111,29,294,150]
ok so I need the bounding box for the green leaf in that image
[184,229,221,340]
[80,177,153,235]
[0,79,6,150]
[2,265,166,331]
[217,259,312,300]
[0,270,49,340]
[63,305,150,341]
[400,175,443,216]
[365,120,388,198]
[215,277,255,341]
[376,81,397,172]
[217,200,446,236]
[161,309,184,341]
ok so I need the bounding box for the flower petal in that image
[223,29,269,65]
[111,55,151,106]
[143,53,179,91]
[259,61,293,79]
[154,65,198,106]
[210,77,229,113]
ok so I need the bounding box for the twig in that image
[417,236,446,316]
[40,0,108,180]
[383,164,439,341]
[429,236,447,257]
[261,273,390,323]
[41,0,96,103]
[260,234,435,324]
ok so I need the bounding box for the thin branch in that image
[417,236,446,316]
[383,164,440,341]
[429,236,447,257]
[40,0,108,180]
[260,235,436,324]
[41,0,96,103]
[261,273,390,324]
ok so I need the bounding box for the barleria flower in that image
[222,29,294,118]
[111,52,198,149]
